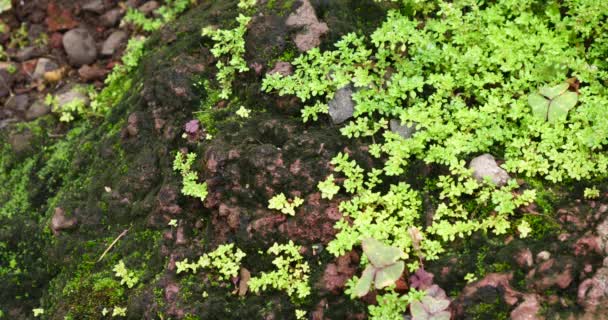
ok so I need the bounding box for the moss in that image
[467,295,510,320]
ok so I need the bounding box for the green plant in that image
[173,152,208,202]
[268,193,303,216]
[176,243,246,280]
[236,106,251,118]
[32,308,44,317]
[318,174,340,199]
[124,0,192,32]
[528,82,578,122]
[409,286,451,320]
[248,241,311,300]
[202,13,251,99]
[584,186,600,199]
[113,260,139,289]
[0,0,10,13]
[112,306,127,317]
[353,238,405,297]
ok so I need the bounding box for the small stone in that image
[82,0,105,14]
[56,86,91,110]
[328,85,355,124]
[536,251,551,262]
[514,248,534,269]
[100,8,124,27]
[63,28,98,66]
[126,112,139,136]
[469,154,510,186]
[15,46,45,62]
[510,294,541,320]
[389,119,417,139]
[0,69,14,98]
[5,94,30,112]
[268,61,293,76]
[50,207,78,235]
[26,100,51,121]
[101,30,127,56]
[138,1,159,14]
[78,64,107,82]
[32,58,59,80]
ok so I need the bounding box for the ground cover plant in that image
[1,0,608,319]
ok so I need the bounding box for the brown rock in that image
[78,64,108,82]
[268,61,293,77]
[286,0,329,52]
[46,3,78,32]
[511,294,542,320]
[50,207,78,235]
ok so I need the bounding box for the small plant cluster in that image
[173,151,208,201]
[201,3,254,99]
[248,241,311,300]
[124,0,192,32]
[268,193,303,216]
[113,260,139,289]
[262,0,608,318]
[45,86,90,122]
[176,243,246,280]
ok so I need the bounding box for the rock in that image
[101,30,127,56]
[56,86,91,110]
[15,46,45,62]
[510,294,542,320]
[0,69,14,98]
[577,258,608,313]
[82,0,105,14]
[468,154,510,186]
[5,94,30,112]
[25,100,51,121]
[63,28,98,66]
[514,248,533,269]
[46,3,78,32]
[536,251,551,262]
[286,0,329,52]
[78,64,108,82]
[32,58,59,80]
[268,61,293,76]
[100,8,124,27]
[50,32,63,49]
[126,112,139,136]
[50,207,78,235]
[389,119,417,139]
[138,1,159,15]
[8,130,33,154]
[328,85,355,124]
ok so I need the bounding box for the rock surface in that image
[62,28,98,66]
[50,207,78,235]
[25,100,51,120]
[32,58,60,80]
[389,119,416,139]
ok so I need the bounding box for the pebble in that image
[328,85,355,124]
[101,30,127,56]
[63,28,98,66]
[32,58,59,80]
[468,154,511,186]
[82,0,106,14]
[25,100,51,121]
[138,1,159,14]
[389,119,417,139]
[100,8,124,27]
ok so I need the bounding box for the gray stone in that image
[389,119,417,139]
[62,28,98,66]
[101,30,127,56]
[26,100,51,121]
[268,61,293,77]
[15,46,45,62]
[469,154,511,186]
[32,58,59,80]
[100,8,124,27]
[138,1,159,14]
[50,207,78,235]
[82,0,106,14]
[0,69,14,98]
[328,85,355,124]
[57,86,91,109]
[5,94,30,112]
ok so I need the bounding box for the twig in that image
[97,228,130,263]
